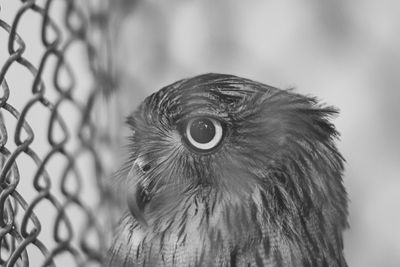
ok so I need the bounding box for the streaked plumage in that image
[108,73,348,266]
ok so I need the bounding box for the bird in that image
[107,73,348,267]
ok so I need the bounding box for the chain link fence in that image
[0,1,123,266]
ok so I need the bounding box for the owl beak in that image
[126,164,149,228]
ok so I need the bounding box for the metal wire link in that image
[0,0,115,266]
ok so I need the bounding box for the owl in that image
[107,73,348,267]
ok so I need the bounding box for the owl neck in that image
[142,186,264,249]
[126,185,345,266]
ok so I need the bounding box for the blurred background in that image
[1,0,399,266]
[112,1,400,266]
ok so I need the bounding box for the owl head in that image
[121,73,347,241]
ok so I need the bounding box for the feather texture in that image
[108,73,348,267]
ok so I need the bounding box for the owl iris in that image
[190,118,215,143]
[184,117,223,151]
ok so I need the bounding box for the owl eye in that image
[183,117,223,151]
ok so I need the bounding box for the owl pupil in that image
[190,119,215,143]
